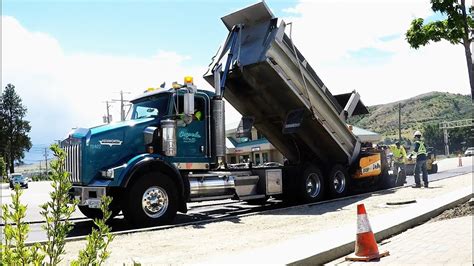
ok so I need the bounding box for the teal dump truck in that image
[64,2,393,227]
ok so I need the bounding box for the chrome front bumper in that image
[70,186,106,209]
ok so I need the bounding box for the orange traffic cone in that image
[346,204,389,261]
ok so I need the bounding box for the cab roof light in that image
[184,76,193,85]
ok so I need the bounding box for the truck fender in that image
[121,156,188,213]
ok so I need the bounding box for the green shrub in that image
[1,144,115,265]
[40,144,78,265]
[0,185,45,265]
[72,195,115,266]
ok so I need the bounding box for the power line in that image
[111,90,131,121]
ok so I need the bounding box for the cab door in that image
[175,94,208,160]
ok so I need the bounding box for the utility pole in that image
[398,103,402,142]
[443,127,450,156]
[44,148,48,176]
[103,100,112,123]
[112,90,131,121]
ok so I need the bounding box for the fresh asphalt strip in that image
[20,170,471,247]
[204,178,472,264]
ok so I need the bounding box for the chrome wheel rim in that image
[333,171,346,194]
[142,186,169,218]
[306,173,321,198]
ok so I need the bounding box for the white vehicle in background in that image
[9,173,29,189]
[464,147,474,157]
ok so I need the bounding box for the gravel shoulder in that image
[62,172,472,265]
[429,199,473,222]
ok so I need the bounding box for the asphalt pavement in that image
[2,156,471,223]
[0,156,472,243]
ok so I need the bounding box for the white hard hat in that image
[414,130,422,137]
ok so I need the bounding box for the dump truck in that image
[64,2,393,227]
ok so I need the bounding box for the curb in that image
[291,188,473,265]
[202,185,472,265]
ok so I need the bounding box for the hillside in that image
[349,92,473,139]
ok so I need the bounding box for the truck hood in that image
[90,118,155,136]
[81,117,158,185]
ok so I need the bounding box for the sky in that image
[1,0,470,163]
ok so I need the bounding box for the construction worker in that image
[389,141,407,185]
[179,108,202,122]
[410,130,429,188]
[194,109,202,121]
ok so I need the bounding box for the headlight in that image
[101,164,126,179]
[101,169,115,179]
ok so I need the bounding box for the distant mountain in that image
[349,92,473,139]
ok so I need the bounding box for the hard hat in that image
[413,131,422,137]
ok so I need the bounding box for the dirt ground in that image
[60,172,472,265]
[430,199,473,222]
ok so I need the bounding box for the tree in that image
[0,157,6,181]
[0,84,32,173]
[422,124,444,154]
[406,0,474,100]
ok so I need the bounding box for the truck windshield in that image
[131,95,170,120]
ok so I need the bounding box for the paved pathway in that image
[331,215,473,265]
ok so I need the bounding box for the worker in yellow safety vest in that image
[410,130,429,188]
[179,108,202,123]
[389,141,407,185]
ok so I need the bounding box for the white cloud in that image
[2,0,470,145]
[281,0,470,104]
[2,16,240,145]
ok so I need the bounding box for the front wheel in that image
[123,172,178,227]
[327,165,349,198]
[297,165,325,203]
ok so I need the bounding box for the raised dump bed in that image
[204,2,368,166]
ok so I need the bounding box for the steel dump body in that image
[204,2,366,165]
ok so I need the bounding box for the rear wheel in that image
[123,172,178,227]
[378,169,395,189]
[297,165,325,203]
[428,164,438,174]
[328,165,349,198]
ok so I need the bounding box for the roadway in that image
[0,156,471,243]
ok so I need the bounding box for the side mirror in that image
[183,92,195,116]
[182,92,195,125]
[236,117,254,138]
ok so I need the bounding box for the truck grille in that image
[63,144,82,183]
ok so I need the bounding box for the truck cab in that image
[66,77,283,226]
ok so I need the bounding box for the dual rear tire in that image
[297,164,350,203]
[297,165,325,203]
[327,165,349,198]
